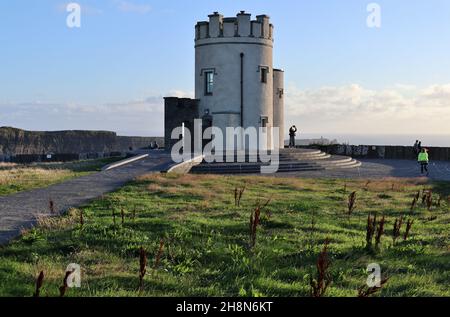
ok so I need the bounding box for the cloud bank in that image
[285,83,450,135]
[1,84,449,137]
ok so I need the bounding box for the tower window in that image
[261,116,268,128]
[205,71,214,95]
[278,88,284,98]
[260,68,268,83]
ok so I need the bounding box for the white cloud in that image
[1,84,449,137]
[285,83,450,135]
[115,1,151,14]
[0,93,173,136]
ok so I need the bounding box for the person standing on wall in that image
[289,125,298,148]
[413,140,420,156]
[418,148,429,176]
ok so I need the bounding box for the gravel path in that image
[0,153,173,245]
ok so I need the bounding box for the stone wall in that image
[115,136,164,151]
[305,144,450,161]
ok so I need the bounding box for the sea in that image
[298,134,450,147]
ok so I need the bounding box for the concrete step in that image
[323,160,362,169]
[191,164,325,174]
[203,152,330,163]
[279,153,331,160]
[280,149,322,155]
[190,149,362,174]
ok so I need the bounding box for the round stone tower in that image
[195,11,284,150]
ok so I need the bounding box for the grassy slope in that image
[0,158,122,196]
[0,174,448,297]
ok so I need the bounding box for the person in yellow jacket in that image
[418,148,429,176]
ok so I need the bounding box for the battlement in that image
[195,11,273,41]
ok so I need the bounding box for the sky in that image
[1,0,450,145]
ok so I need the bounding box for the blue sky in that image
[1,0,450,142]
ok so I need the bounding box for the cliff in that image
[0,127,163,156]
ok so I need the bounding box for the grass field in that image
[0,158,122,196]
[0,174,448,297]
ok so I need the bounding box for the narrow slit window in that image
[261,68,268,83]
[261,117,268,128]
[205,71,214,95]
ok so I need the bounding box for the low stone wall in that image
[303,144,450,161]
[1,152,125,164]
[115,136,164,151]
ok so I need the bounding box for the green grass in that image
[0,157,122,196]
[0,174,449,297]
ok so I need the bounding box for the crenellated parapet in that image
[195,11,274,41]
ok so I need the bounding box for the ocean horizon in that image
[297,134,450,148]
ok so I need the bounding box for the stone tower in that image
[165,11,284,151]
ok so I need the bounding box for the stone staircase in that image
[190,148,361,174]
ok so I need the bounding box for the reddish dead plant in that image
[311,209,317,232]
[249,208,261,248]
[249,198,271,248]
[422,190,431,205]
[426,192,433,211]
[235,186,246,207]
[33,271,44,297]
[436,195,443,207]
[152,239,165,273]
[375,215,386,249]
[358,277,389,297]
[112,209,116,226]
[365,213,377,249]
[410,196,418,213]
[415,190,421,201]
[79,209,84,228]
[49,199,55,214]
[421,189,428,204]
[132,208,136,221]
[138,247,147,292]
[421,193,426,205]
[404,219,414,241]
[59,269,75,297]
[392,216,403,245]
[121,207,125,225]
[310,239,332,297]
[347,191,357,215]
[364,181,371,191]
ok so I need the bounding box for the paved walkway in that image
[0,153,173,245]
[273,159,450,181]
